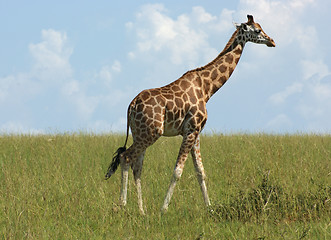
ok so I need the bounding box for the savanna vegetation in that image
[0,133,330,239]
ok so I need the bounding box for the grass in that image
[0,133,330,239]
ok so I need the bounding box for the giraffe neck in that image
[197,29,245,102]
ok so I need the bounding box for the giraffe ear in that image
[233,21,241,29]
[247,14,254,25]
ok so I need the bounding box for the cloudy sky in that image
[1,0,330,134]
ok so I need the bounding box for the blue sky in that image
[1,0,330,134]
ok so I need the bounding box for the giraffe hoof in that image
[161,206,168,214]
[139,209,146,215]
[207,205,215,215]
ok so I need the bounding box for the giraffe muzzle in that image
[266,39,276,47]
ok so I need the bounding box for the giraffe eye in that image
[255,29,261,34]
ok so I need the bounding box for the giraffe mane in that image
[219,28,240,55]
[182,28,240,77]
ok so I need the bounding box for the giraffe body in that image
[105,15,275,214]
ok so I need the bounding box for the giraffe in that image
[105,15,275,214]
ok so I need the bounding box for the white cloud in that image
[312,79,331,102]
[1,29,73,106]
[192,6,217,24]
[0,75,21,102]
[301,59,329,80]
[60,59,127,120]
[127,51,136,60]
[0,72,41,105]
[296,26,319,56]
[290,0,315,9]
[298,74,331,116]
[1,29,129,133]
[269,73,331,133]
[269,82,303,105]
[111,60,122,72]
[68,93,100,119]
[127,4,234,67]
[29,29,73,82]
[97,60,122,87]
[62,80,80,96]
[99,66,113,83]
[210,8,235,32]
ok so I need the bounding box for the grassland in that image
[0,133,330,239]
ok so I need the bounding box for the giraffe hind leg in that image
[120,159,130,206]
[191,135,211,207]
[119,141,149,213]
[119,144,138,207]
[132,150,146,215]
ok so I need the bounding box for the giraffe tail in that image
[105,103,131,180]
[105,146,126,180]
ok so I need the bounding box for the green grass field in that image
[0,134,330,239]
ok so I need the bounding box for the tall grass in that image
[0,133,330,239]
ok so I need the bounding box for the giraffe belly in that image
[163,126,180,136]
[163,118,184,136]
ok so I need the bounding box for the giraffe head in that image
[235,15,275,47]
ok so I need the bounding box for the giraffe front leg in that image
[162,132,198,212]
[191,135,211,207]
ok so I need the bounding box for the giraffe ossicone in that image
[105,14,275,214]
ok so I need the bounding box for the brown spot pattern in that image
[211,69,218,81]
[225,54,234,64]
[219,65,227,73]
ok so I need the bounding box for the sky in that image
[1,0,330,134]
